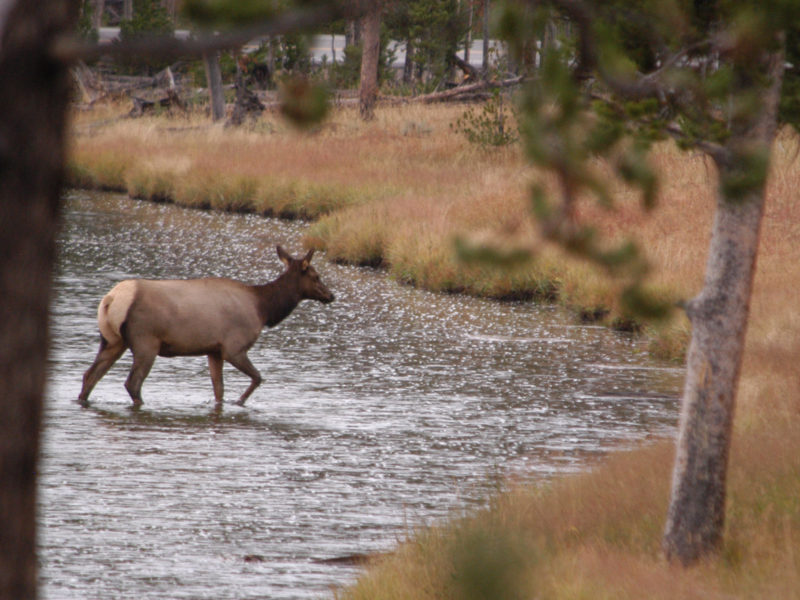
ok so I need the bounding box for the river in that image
[40,190,682,599]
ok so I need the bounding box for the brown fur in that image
[77,246,334,407]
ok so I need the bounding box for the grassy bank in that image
[341,346,800,599]
[69,102,800,598]
[67,102,800,359]
[341,412,800,599]
[67,103,712,354]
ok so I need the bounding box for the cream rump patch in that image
[97,280,137,344]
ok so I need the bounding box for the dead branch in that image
[128,88,186,117]
[397,76,524,104]
[449,52,480,83]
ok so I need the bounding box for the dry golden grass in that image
[341,412,800,600]
[333,121,800,596]
[69,100,800,600]
[67,98,800,359]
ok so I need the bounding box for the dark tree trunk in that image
[228,58,265,127]
[358,2,381,121]
[662,44,785,565]
[482,0,490,75]
[464,0,473,66]
[345,18,361,48]
[0,1,78,598]
[403,38,415,84]
[203,51,226,122]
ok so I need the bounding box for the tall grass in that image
[70,101,800,600]
[69,104,800,359]
[341,410,800,600]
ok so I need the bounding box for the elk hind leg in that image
[78,336,126,407]
[124,343,157,407]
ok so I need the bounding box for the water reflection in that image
[41,191,682,599]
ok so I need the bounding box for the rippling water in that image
[41,191,682,599]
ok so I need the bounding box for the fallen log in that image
[384,75,524,105]
[129,88,186,117]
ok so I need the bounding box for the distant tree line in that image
[77,0,501,92]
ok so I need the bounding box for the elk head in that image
[277,245,335,304]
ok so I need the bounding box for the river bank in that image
[68,102,713,358]
[67,103,800,598]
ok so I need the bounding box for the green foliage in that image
[719,147,770,202]
[485,0,799,323]
[279,75,329,128]
[328,43,362,88]
[455,236,531,269]
[452,90,519,148]
[274,32,311,73]
[77,0,99,44]
[385,0,468,86]
[327,26,396,90]
[118,0,174,73]
[119,0,173,40]
[182,0,321,27]
[449,523,530,600]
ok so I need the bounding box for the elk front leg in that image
[208,352,224,404]
[225,351,262,406]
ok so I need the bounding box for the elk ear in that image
[301,249,315,271]
[277,245,292,267]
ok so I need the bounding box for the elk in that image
[77,246,334,408]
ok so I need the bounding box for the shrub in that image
[452,90,519,148]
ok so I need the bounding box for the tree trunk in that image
[403,38,415,84]
[662,45,785,565]
[228,57,265,127]
[123,0,132,21]
[464,0,473,67]
[482,0,490,75]
[203,51,226,122]
[345,18,361,48]
[92,0,104,29]
[161,0,177,19]
[358,2,381,121]
[0,1,77,598]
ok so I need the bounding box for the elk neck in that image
[252,272,303,328]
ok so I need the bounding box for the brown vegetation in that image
[68,103,798,361]
[68,103,800,596]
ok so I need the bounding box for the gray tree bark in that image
[662,44,785,565]
[345,18,360,48]
[358,1,381,121]
[0,1,77,598]
[203,51,226,122]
